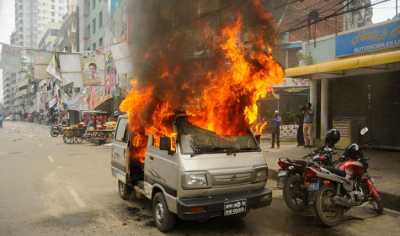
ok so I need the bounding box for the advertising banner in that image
[336,19,400,57]
[81,52,105,86]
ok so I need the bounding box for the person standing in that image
[271,110,281,149]
[0,112,4,128]
[296,106,305,146]
[303,103,314,147]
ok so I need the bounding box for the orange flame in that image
[120,15,284,163]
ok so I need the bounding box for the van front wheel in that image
[153,192,176,232]
[118,180,131,200]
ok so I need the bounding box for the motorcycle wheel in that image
[50,128,59,137]
[283,175,307,213]
[314,185,344,227]
[371,199,384,215]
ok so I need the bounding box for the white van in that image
[111,115,272,232]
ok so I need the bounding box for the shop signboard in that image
[336,19,400,57]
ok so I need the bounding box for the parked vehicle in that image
[111,115,272,232]
[277,129,341,213]
[50,124,64,137]
[308,127,383,226]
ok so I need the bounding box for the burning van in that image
[111,114,271,232]
[111,0,284,231]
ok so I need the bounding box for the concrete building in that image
[343,0,373,31]
[13,0,69,48]
[39,9,79,52]
[79,0,108,51]
[1,72,18,114]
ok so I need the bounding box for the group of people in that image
[270,103,314,149]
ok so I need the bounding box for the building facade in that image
[79,0,108,51]
[286,18,400,150]
[13,0,68,48]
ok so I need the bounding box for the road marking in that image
[47,155,55,163]
[66,186,86,208]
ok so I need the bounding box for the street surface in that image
[0,122,399,236]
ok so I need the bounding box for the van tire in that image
[153,192,176,232]
[118,180,131,200]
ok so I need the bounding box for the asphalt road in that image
[0,122,399,236]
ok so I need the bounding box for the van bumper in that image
[176,188,272,221]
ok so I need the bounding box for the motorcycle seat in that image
[287,159,308,167]
[326,166,346,177]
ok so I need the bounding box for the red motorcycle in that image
[306,127,383,226]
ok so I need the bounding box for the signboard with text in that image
[336,20,400,57]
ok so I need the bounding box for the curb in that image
[268,168,400,212]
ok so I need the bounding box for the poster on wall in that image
[81,52,105,86]
[105,52,118,97]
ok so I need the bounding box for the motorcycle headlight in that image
[255,167,268,182]
[182,172,209,189]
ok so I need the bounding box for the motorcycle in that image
[50,124,63,137]
[307,127,383,226]
[277,146,337,213]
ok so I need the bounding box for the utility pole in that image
[396,0,398,17]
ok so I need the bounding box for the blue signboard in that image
[336,20,400,57]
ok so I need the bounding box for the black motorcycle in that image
[50,124,63,137]
[277,129,341,213]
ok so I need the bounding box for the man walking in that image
[296,106,305,146]
[271,110,281,149]
[303,103,313,147]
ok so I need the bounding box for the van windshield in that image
[177,118,259,155]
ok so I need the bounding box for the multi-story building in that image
[1,72,18,114]
[343,0,373,30]
[13,0,69,48]
[79,0,108,51]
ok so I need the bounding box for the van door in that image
[111,117,129,183]
[145,136,179,198]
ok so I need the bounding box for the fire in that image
[120,10,284,163]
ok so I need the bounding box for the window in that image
[115,118,128,142]
[92,0,96,9]
[92,18,96,34]
[99,37,103,47]
[99,11,103,28]
[87,24,91,37]
[92,43,96,50]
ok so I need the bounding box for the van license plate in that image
[224,199,247,216]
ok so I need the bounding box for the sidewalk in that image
[261,140,400,211]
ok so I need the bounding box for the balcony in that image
[16,78,29,89]
[16,88,28,98]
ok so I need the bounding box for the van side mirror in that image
[160,137,171,152]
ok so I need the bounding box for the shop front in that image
[286,19,400,149]
[286,52,400,149]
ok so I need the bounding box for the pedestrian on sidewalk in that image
[303,103,314,148]
[296,105,305,146]
[0,112,4,128]
[271,110,281,149]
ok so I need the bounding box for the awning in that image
[94,98,114,113]
[285,50,400,79]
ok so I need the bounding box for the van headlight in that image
[255,167,268,182]
[182,172,209,189]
